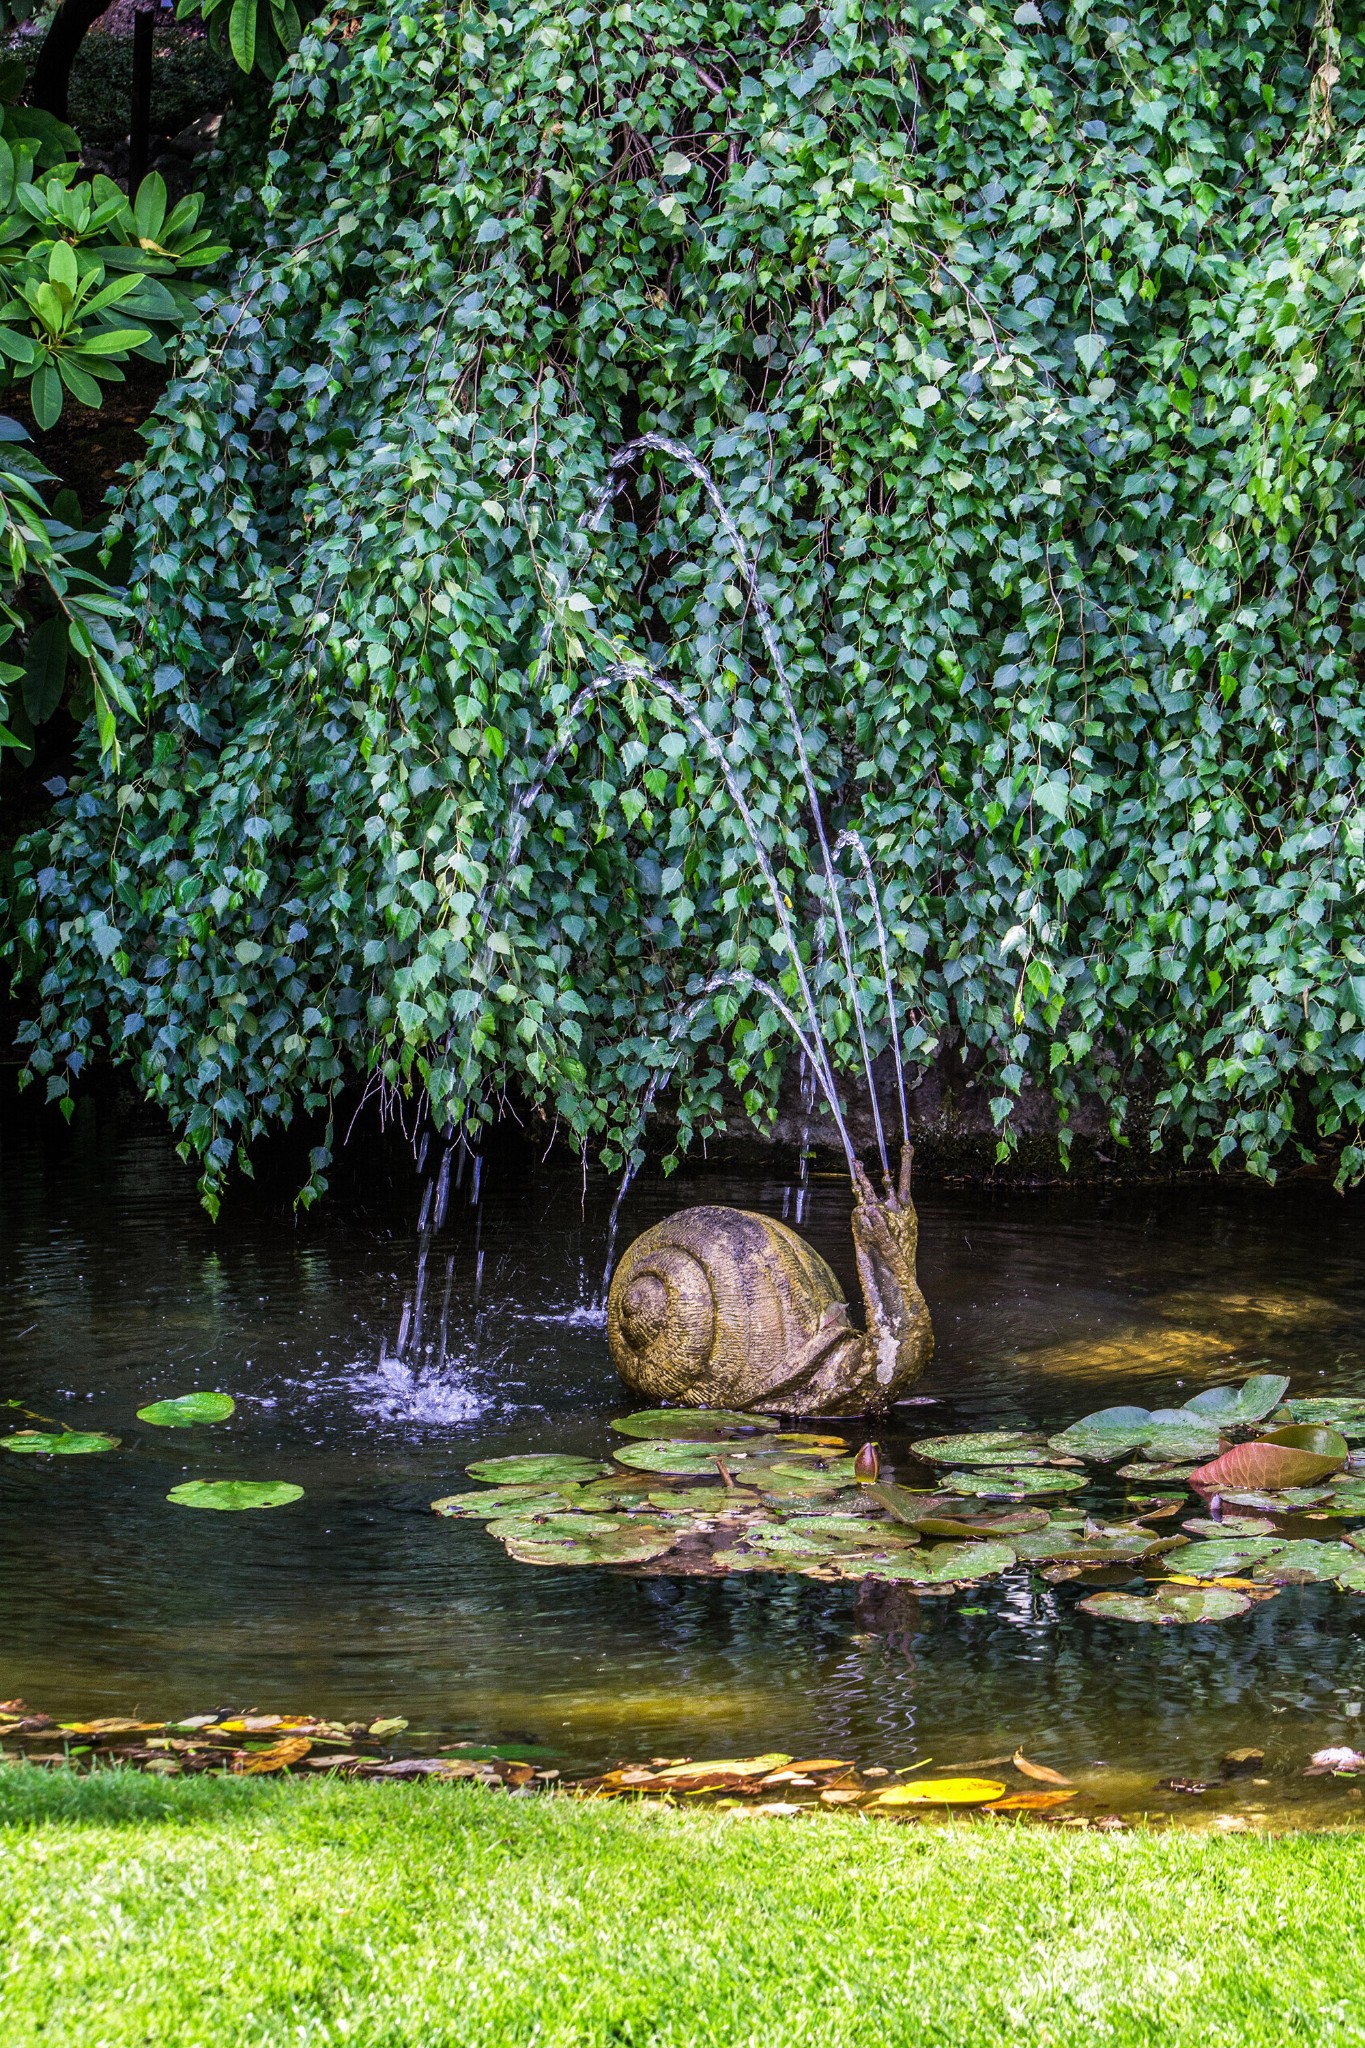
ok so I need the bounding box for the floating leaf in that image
[136,1392,236,1428]
[909,1431,1051,1466]
[841,1539,1017,1585]
[466,1455,612,1485]
[501,1520,677,1566]
[0,1431,119,1456]
[1189,1427,1348,1496]
[1050,1405,1219,1464]
[1011,1525,1167,1565]
[870,1776,1006,1806]
[911,1508,1051,1538]
[1165,1537,1286,1578]
[1077,1585,1251,1624]
[1182,1515,1276,1537]
[1334,1555,1365,1593]
[1115,1462,1197,1483]
[1287,1397,1365,1434]
[943,1467,1088,1497]
[1182,1374,1290,1424]
[1223,1485,1337,1511]
[431,1485,581,1518]
[239,1736,311,1774]
[1251,1540,1347,1585]
[610,1408,779,1440]
[487,1510,628,1540]
[613,1440,768,1475]
[166,1480,303,1511]
[867,1479,950,1523]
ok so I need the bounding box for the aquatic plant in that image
[6,3,1365,1198]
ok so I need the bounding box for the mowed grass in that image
[2,1770,1364,2047]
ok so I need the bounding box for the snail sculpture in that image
[606,1146,932,1416]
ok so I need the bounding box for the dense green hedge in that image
[5,0,1365,1204]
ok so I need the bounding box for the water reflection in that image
[3,1090,1365,1808]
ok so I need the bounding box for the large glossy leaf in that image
[466,1455,612,1485]
[1288,1397,1365,1435]
[1049,1403,1220,1464]
[1,1430,118,1455]
[1334,1554,1365,1593]
[487,1510,629,1540]
[167,1480,303,1510]
[839,1538,1017,1584]
[136,1392,236,1428]
[1188,1427,1348,1495]
[610,1408,780,1440]
[1078,1585,1252,1624]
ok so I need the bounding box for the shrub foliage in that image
[6,0,1365,1203]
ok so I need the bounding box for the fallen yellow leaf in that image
[870,1776,1007,1807]
[238,1736,312,1774]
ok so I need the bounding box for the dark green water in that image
[5,1092,1365,1817]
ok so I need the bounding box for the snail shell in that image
[606,1205,857,1411]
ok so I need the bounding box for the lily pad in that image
[431,1485,581,1518]
[1189,1427,1348,1495]
[487,1510,628,1540]
[1011,1525,1169,1565]
[1182,1515,1276,1537]
[1334,1555,1365,1593]
[0,1430,119,1455]
[1049,1405,1219,1464]
[844,1539,1017,1585]
[610,1408,779,1441]
[870,1776,1006,1807]
[502,1520,678,1566]
[911,1508,1052,1538]
[612,1440,769,1476]
[943,1467,1089,1497]
[1078,1584,1251,1625]
[1251,1540,1348,1585]
[1288,1397,1365,1434]
[136,1392,236,1428]
[166,1480,303,1511]
[908,1431,1052,1466]
[1116,1462,1197,1483]
[465,1455,612,1485]
[1165,1537,1286,1578]
[1182,1374,1291,1424]
[755,1468,854,1500]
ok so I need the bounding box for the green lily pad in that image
[755,1468,852,1500]
[610,1408,780,1441]
[1011,1525,1168,1565]
[1223,1486,1337,1511]
[745,1518,917,1560]
[842,1538,1017,1585]
[1,1430,119,1456]
[1182,1515,1276,1537]
[1334,1555,1365,1592]
[501,1520,677,1566]
[943,1467,1089,1497]
[166,1480,303,1511]
[908,1431,1052,1466]
[1288,1398,1365,1434]
[1182,1374,1291,1424]
[465,1455,612,1485]
[711,1548,790,1573]
[136,1392,236,1428]
[1049,1405,1220,1465]
[612,1440,765,1476]
[1078,1585,1251,1624]
[1116,1463,1197,1483]
[1166,1537,1287,1578]
[643,1485,763,1513]
[486,1511,628,1541]
[1252,1540,1349,1585]
[910,1508,1052,1539]
[431,1485,582,1518]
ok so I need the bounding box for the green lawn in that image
[2,1769,1363,2046]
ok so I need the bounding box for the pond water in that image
[4,1089,1365,1822]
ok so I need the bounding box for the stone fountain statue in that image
[607,1145,932,1416]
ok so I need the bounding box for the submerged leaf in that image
[0,1430,119,1455]
[1077,1585,1251,1625]
[1012,1751,1073,1785]
[610,1408,779,1440]
[136,1392,236,1428]
[166,1480,303,1511]
[987,1789,1078,1812]
[465,1455,612,1485]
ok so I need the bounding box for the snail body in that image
[607,1150,933,1416]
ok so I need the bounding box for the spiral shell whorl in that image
[608,1243,717,1402]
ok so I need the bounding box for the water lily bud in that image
[853,1442,881,1483]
